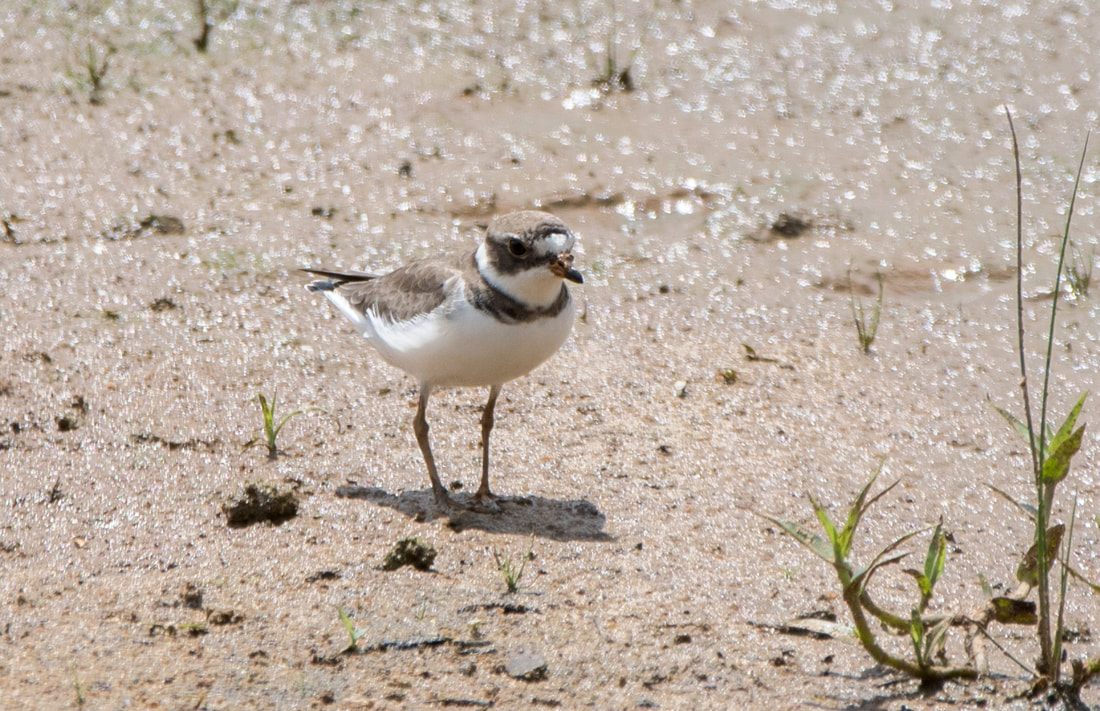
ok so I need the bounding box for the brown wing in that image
[337,251,474,324]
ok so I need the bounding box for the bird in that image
[302,210,583,513]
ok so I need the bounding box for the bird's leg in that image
[473,383,502,503]
[413,385,453,509]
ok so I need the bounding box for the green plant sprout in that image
[194,0,240,52]
[71,662,86,706]
[493,534,535,594]
[1064,241,1093,300]
[994,108,1095,696]
[79,40,114,105]
[849,270,884,354]
[336,607,367,653]
[244,390,305,459]
[585,0,656,95]
[245,389,336,459]
[761,466,975,681]
[195,0,213,52]
[761,112,1100,702]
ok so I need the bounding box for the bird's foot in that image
[430,490,506,516]
[464,493,504,514]
[465,491,532,514]
[432,490,465,514]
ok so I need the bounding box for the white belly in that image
[363,294,575,387]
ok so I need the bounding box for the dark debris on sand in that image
[223,483,299,527]
[380,536,437,571]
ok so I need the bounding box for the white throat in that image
[476,243,565,309]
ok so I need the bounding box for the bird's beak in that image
[551,252,584,284]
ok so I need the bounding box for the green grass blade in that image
[984,483,1038,519]
[1062,558,1100,593]
[903,523,947,611]
[272,409,305,439]
[859,478,899,521]
[338,606,354,634]
[841,468,879,542]
[258,392,273,420]
[336,607,362,652]
[838,477,900,556]
[852,523,933,595]
[923,522,946,589]
[924,615,952,665]
[909,608,925,667]
[760,514,835,562]
[852,525,930,592]
[851,462,884,515]
[808,494,840,549]
[992,403,1035,449]
[1037,132,1090,466]
[852,549,909,594]
[903,568,933,601]
[1052,497,1077,675]
[1004,107,1041,482]
[1048,392,1087,453]
[1041,424,1084,484]
[839,465,893,554]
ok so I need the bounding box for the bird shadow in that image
[334,485,614,542]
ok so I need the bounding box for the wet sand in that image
[2,1,1100,708]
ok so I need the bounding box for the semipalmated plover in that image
[303,210,583,513]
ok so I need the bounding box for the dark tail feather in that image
[300,267,378,292]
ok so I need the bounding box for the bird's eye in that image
[507,238,528,257]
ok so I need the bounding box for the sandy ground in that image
[3,1,1100,709]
